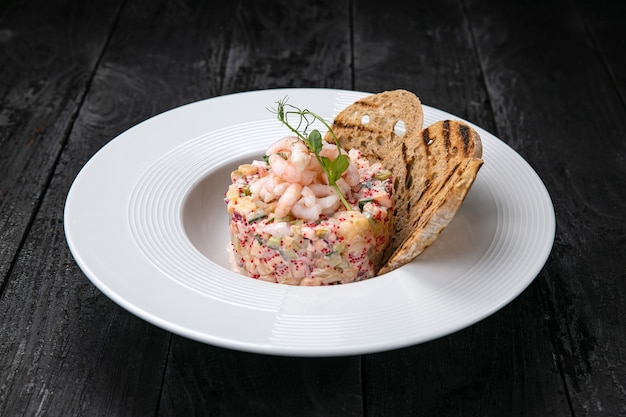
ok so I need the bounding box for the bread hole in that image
[394,120,406,136]
[361,114,370,125]
[376,136,385,146]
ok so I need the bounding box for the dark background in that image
[1,0,624,415]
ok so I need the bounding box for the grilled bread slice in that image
[327,89,483,274]
[324,89,424,163]
[377,119,483,274]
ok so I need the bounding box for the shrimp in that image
[249,176,275,203]
[292,199,322,222]
[319,143,339,159]
[291,184,340,218]
[308,183,334,197]
[257,136,363,221]
[259,187,276,203]
[335,178,352,199]
[291,187,324,222]
[342,163,360,188]
[266,136,303,155]
[275,183,303,218]
[290,143,311,171]
[264,174,289,196]
[300,186,317,207]
[266,137,311,171]
[269,154,317,184]
[318,194,341,215]
[248,176,266,196]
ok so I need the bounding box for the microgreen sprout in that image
[269,97,352,211]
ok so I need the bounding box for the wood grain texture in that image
[466,0,626,414]
[1,0,624,415]
[0,0,239,414]
[160,338,362,417]
[0,0,245,414]
[221,0,352,92]
[578,0,626,101]
[0,0,123,286]
[0,0,174,415]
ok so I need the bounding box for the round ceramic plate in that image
[64,88,555,356]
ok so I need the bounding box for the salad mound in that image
[225,136,393,286]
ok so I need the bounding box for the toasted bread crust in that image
[378,153,482,274]
[378,120,483,273]
[328,90,483,274]
[325,90,424,163]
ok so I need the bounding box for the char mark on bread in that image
[326,90,483,275]
[378,118,484,275]
[422,128,432,147]
[459,124,470,154]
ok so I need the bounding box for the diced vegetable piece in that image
[267,236,281,249]
[374,169,392,180]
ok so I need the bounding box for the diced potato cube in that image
[226,186,240,201]
[337,212,369,241]
[237,164,258,176]
[235,196,257,216]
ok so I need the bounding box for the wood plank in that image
[352,0,570,415]
[578,0,626,98]
[465,0,626,415]
[160,338,363,417]
[0,0,123,286]
[151,1,362,415]
[0,0,175,415]
[220,0,352,92]
[0,0,247,414]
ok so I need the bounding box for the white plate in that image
[64,88,555,356]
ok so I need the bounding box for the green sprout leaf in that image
[328,154,349,183]
[308,130,323,154]
[268,98,352,211]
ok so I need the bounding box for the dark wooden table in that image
[1,0,625,415]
